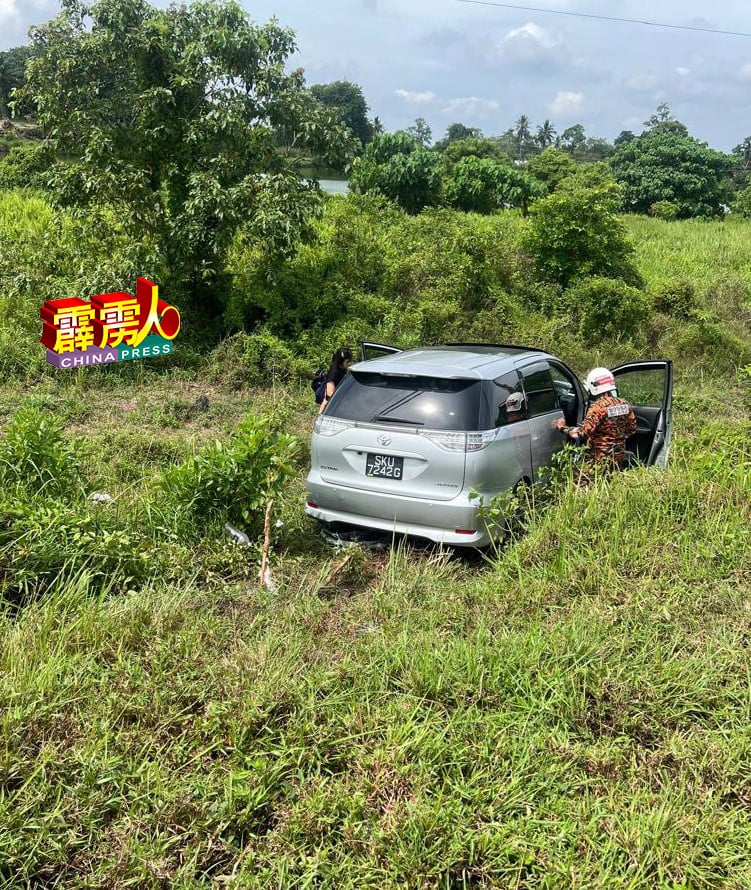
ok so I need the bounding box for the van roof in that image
[354,345,551,380]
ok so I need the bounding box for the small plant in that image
[158,413,300,539]
[471,444,581,545]
[0,405,84,498]
[650,200,680,220]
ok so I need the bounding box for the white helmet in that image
[505,391,525,413]
[585,367,617,396]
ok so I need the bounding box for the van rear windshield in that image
[327,372,481,431]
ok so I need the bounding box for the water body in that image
[318,178,349,196]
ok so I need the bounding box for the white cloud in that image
[442,96,500,116]
[495,21,558,63]
[0,0,21,27]
[739,62,751,81]
[394,89,436,104]
[676,67,691,76]
[548,90,584,117]
[627,73,657,91]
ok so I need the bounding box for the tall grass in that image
[0,419,749,887]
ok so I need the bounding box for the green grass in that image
[627,215,751,291]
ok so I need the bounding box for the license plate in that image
[366,453,404,479]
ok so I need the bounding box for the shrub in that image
[650,200,680,220]
[651,278,696,318]
[522,178,640,287]
[349,132,442,214]
[206,330,309,386]
[672,314,750,372]
[158,414,300,539]
[0,141,55,190]
[563,277,651,341]
[732,184,751,218]
[0,405,84,498]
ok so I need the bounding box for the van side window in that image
[493,371,527,426]
[548,362,579,425]
[520,365,558,416]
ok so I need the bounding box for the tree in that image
[434,122,482,151]
[21,0,355,314]
[372,116,384,135]
[310,80,373,147]
[583,137,615,162]
[406,117,432,148]
[535,119,556,150]
[0,46,36,117]
[609,131,734,218]
[732,183,751,217]
[444,156,540,214]
[522,174,640,287]
[642,103,688,137]
[441,136,512,169]
[559,124,586,159]
[349,131,442,213]
[514,114,531,161]
[614,130,636,148]
[644,102,671,130]
[526,147,577,194]
[731,137,751,188]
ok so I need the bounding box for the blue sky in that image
[2,0,750,150]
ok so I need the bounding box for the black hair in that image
[334,346,353,365]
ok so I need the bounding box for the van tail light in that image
[420,430,495,452]
[307,499,319,509]
[314,416,356,436]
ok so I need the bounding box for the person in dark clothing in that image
[319,347,353,413]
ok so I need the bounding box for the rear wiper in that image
[373,416,424,425]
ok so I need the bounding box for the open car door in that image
[612,360,673,467]
[360,341,402,362]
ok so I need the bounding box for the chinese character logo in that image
[41,278,180,369]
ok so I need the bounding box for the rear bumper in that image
[305,470,491,547]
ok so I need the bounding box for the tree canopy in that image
[0,46,36,117]
[444,156,540,215]
[21,0,355,313]
[309,80,373,148]
[609,130,733,218]
[349,131,442,214]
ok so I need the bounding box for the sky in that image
[2,0,750,150]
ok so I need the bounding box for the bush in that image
[0,405,84,498]
[672,313,750,371]
[349,132,442,214]
[651,278,696,318]
[732,184,751,218]
[206,330,309,386]
[0,141,54,190]
[522,178,640,287]
[650,200,680,220]
[563,276,651,341]
[158,413,300,538]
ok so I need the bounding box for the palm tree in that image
[536,119,556,150]
[514,114,531,162]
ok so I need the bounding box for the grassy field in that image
[0,197,750,887]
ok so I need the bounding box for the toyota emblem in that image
[377,434,392,447]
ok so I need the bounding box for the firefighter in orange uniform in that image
[556,367,637,469]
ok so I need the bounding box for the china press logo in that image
[41,278,181,369]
